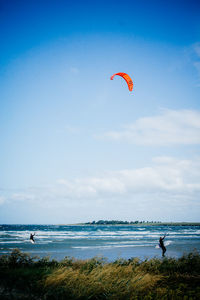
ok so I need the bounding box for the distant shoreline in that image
[0,222,200,226]
[77,222,200,226]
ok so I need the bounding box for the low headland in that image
[0,249,200,299]
[80,220,200,226]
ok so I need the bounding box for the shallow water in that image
[0,224,200,261]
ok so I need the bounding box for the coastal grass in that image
[0,249,200,299]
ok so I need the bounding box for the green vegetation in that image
[85,220,161,225]
[84,220,200,226]
[0,249,200,299]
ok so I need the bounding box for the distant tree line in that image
[85,220,162,225]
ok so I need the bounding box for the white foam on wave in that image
[4,228,197,238]
[1,227,199,249]
[72,244,155,250]
[0,231,30,237]
[0,241,26,244]
[165,240,173,246]
[106,240,158,245]
[165,235,200,238]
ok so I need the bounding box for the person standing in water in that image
[30,233,35,243]
[159,234,167,257]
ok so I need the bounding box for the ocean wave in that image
[71,244,155,250]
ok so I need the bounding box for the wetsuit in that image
[159,236,166,257]
[30,233,35,243]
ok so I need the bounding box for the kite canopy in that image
[110,72,133,91]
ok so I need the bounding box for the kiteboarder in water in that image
[30,233,35,243]
[159,234,167,257]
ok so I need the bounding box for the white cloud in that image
[98,109,200,145]
[1,156,200,221]
[70,157,199,196]
[2,156,200,206]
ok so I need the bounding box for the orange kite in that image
[110,72,133,91]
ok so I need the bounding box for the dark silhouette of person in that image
[30,233,35,243]
[159,234,166,257]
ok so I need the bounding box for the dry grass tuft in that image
[44,262,162,299]
[1,250,200,299]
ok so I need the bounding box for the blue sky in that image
[0,0,200,223]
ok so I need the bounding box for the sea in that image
[0,224,200,261]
